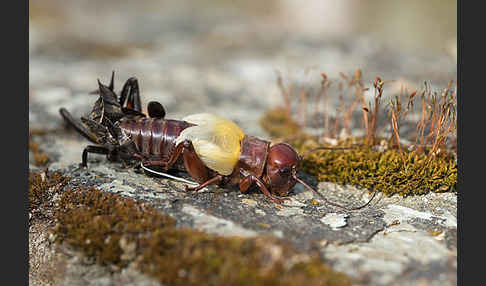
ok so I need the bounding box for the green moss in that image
[299,142,456,196]
[260,108,457,197]
[32,172,351,286]
[139,228,350,286]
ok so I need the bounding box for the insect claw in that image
[73,163,88,172]
[185,185,198,192]
[267,195,289,205]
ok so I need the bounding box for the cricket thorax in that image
[236,135,270,178]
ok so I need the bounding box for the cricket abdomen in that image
[119,117,193,159]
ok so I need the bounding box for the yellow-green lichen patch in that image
[45,176,351,286]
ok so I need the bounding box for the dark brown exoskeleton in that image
[60,72,375,208]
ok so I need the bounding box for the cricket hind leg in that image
[89,71,115,94]
[141,140,211,184]
[90,72,139,118]
[141,144,184,171]
[96,79,128,123]
[119,77,142,112]
[178,140,222,192]
[180,140,211,183]
[108,70,115,91]
[59,108,99,144]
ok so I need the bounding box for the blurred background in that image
[29,0,457,136]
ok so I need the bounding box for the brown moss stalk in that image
[276,71,291,122]
[413,81,456,155]
[261,71,457,197]
[321,74,331,138]
[366,77,384,145]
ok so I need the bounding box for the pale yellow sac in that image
[175,113,246,176]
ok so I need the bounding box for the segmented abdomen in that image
[119,118,193,159]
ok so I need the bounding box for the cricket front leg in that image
[78,145,109,168]
[59,108,99,144]
[239,175,290,204]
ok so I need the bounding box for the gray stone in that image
[181,204,258,237]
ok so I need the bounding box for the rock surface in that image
[29,1,457,285]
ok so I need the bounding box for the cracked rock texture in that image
[30,1,456,285]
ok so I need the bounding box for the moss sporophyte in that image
[30,170,352,286]
[260,73,456,197]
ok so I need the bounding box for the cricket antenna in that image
[140,163,199,186]
[294,175,377,211]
